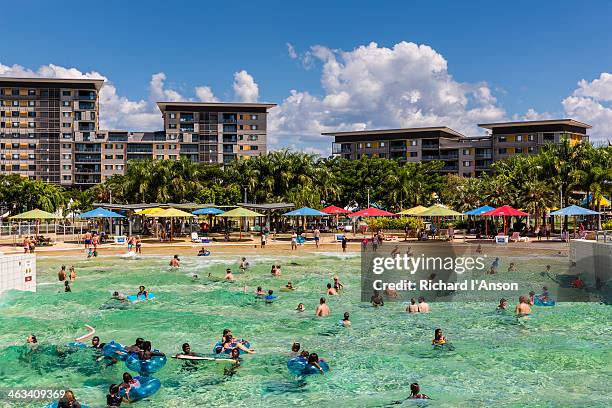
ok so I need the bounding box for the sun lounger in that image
[509,232,529,242]
[191,232,202,243]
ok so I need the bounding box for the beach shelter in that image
[283,207,328,217]
[145,207,194,241]
[397,205,428,216]
[138,207,165,215]
[418,205,463,217]
[481,205,529,235]
[348,208,396,217]
[216,207,265,239]
[10,209,62,236]
[78,208,125,218]
[550,205,600,238]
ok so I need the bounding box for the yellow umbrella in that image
[138,207,165,215]
[215,207,265,239]
[145,207,194,241]
[397,205,428,216]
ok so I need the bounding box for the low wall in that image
[0,253,36,294]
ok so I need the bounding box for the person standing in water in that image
[515,295,532,316]
[406,298,419,313]
[64,281,72,292]
[417,297,430,313]
[314,227,321,249]
[341,312,351,326]
[341,236,347,253]
[315,297,330,317]
[225,268,235,281]
[69,266,76,281]
[58,265,67,281]
[326,283,337,296]
[169,255,180,267]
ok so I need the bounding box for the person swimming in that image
[285,281,295,290]
[239,257,250,270]
[57,389,81,408]
[341,312,351,326]
[515,295,532,317]
[27,334,37,344]
[112,291,127,302]
[225,268,234,281]
[370,290,384,307]
[221,336,255,354]
[255,286,265,297]
[137,340,165,361]
[106,384,124,407]
[169,255,180,267]
[326,283,337,295]
[198,247,210,256]
[125,338,145,353]
[64,281,72,292]
[91,336,105,349]
[265,289,276,302]
[291,342,301,355]
[496,298,508,311]
[178,342,197,357]
[307,352,325,374]
[296,303,305,312]
[409,382,430,399]
[432,328,446,345]
[406,298,419,313]
[137,286,148,299]
[528,291,536,305]
[333,276,344,291]
[315,297,330,316]
[119,372,140,402]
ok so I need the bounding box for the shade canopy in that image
[283,207,328,217]
[349,207,396,217]
[216,207,264,218]
[138,207,165,215]
[419,204,463,217]
[147,207,194,218]
[9,209,62,220]
[464,205,495,216]
[481,205,529,217]
[78,208,125,219]
[193,207,225,215]
[321,205,350,215]
[581,194,611,207]
[550,205,600,216]
[397,205,428,215]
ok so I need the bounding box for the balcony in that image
[179,115,194,123]
[78,101,95,110]
[127,144,153,153]
[332,143,351,154]
[78,123,96,132]
[76,92,96,101]
[422,155,440,160]
[441,165,459,171]
[75,175,101,184]
[74,154,101,163]
[439,153,459,160]
[475,153,492,159]
[75,144,101,153]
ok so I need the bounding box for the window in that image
[12,89,19,96]
[105,155,113,160]
[116,154,124,160]
[115,144,123,149]
[515,147,523,154]
[156,144,164,149]
[116,165,124,170]
[251,125,258,130]
[62,101,71,107]
[63,175,71,181]
[11,111,19,117]
[239,125,243,130]
[63,133,72,139]
[62,90,71,97]
[156,155,164,160]
[169,155,178,160]
[358,143,363,149]
[12,143,19,148]
[380,142,385,147]
[170,144,177,149]
[62,123,71,128]
[63,112,71,118]
[528,134,535,141]
[251,145,258,151]
[105,165,113,170]
[28,122,35,128]
[105,144,113,149]
[28,143,35,148]
[28,89,36,96]
[12,122,19,128]
[252,114,258,120]
[410,140,418,146]
[28,154,35,159]
[168,124,177,129]
[516,135,523,142]
[379,153,386,158]
[543,133,554,141]
[239,145,244,151]
[248,135,258,141]
[62,154,71,159]
[63,165,71,170]
[498,148,507,154]
[12,100,19,106]
[12,154,19,159]
[62,144,71,149]
[12,164,19,171]
[169,113,176,119]
[498,136,507,142]
[0,112,3,117]
[463,161,471,167]
[463,149,470,155]
[528,147,535,153]
[28,133,35,138]
[409,152,418,157]
[28,112,36,118]
[28,101,35,107]
[366,143,371,148]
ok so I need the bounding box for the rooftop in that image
[478,119,592,129]
[0,76,105,90]
[322,126,466,138]
[157,101,277,111]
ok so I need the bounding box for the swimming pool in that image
[0,252,610,407]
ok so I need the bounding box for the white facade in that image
[0,253,36,293]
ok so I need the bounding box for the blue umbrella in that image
[78,208,125,218]
[193,207,225,215]
[550,205,600,216]
[464,205,495,216]
[283,207,328,216]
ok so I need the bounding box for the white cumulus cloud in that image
[233,70,259,103]
[286,43,298,59]
[195,86,219,102]
[269,41,506,153]
[563,73,612,141]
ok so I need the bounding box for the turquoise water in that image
[0,251,610,407]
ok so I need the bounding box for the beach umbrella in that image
[10,209,62,236]
[550,205,600,239]
[464,205,495,216]
[283,207,328,217]
[145,207,194,241]
[348,208,396,217]
[77,208,125,218]
[580,194,611,207]
[192,207,225,215]
[418,205,463,217]
[481,205,529,235]
[321,205,350,215]
[396,205,428,216]
[138,207,165,215]
[216,207,265,240]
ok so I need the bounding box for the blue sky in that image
[2,0,612,152]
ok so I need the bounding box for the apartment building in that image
[326,119,591,176]
[157,102,275,164]
[0,77,275,186]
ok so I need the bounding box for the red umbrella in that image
[349,208,396,217]
[321,205,350,215]
[481,205,529,235]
